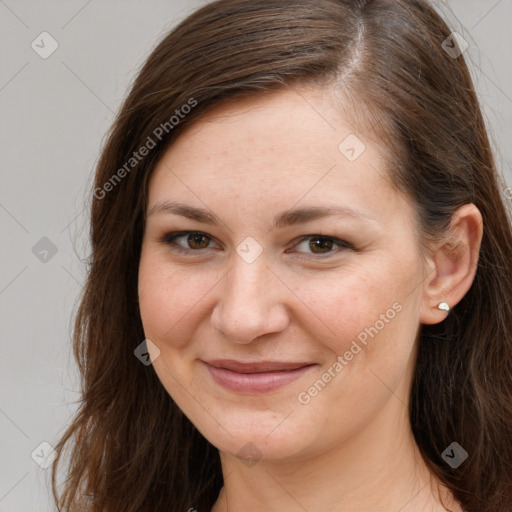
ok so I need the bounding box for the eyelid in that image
[289,235,354,259]
[159,230,353,258]
[160,231,221,253]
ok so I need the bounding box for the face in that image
[138,87,428,462]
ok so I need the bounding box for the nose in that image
[210,254,290,344]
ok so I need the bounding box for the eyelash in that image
[159,231,354,259]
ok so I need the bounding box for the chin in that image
[196,409,319,464]
[214,433,305,464]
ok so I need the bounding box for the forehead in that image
[147,87,404,224]
[153,88,384,172]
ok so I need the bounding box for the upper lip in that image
[204,359,314,374]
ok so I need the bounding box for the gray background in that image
[0,1,511,511]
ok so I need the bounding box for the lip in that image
[203,359,317,393]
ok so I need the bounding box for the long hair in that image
[51,1,512,510]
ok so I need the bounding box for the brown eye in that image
[290,235,353,259]
[161,231,216,253]
[186,233,210,249]
[308,237,335,254]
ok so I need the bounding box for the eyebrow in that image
[147,200,377,229]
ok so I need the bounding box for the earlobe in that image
[419,203,483,325]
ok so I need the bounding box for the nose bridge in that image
[211,252,288,343]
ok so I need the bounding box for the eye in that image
[160,231,218,254]
[159,231,353,259]
[288,235,353,259]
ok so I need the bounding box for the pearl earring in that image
[436,302,450,312]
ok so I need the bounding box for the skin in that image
[138,86,482,512]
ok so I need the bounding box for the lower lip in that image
[203,362,316,394]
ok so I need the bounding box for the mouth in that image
[202,359,317,394]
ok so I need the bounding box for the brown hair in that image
[50,1,512,510]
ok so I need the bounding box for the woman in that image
[51,1,512,511]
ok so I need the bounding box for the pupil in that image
[189,233,208,249]
[310,238,332,253]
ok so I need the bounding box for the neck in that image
[211,396,461,512]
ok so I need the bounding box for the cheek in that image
[137,250,219,349]
[287,261,406,356]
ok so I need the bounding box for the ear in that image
[419,203,483,325]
